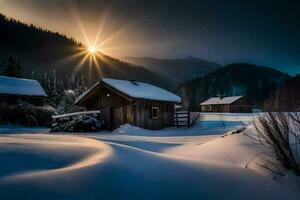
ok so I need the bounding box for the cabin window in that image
[151,106,159,119]
[208,105,212,111]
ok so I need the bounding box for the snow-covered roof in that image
[200,96,244,105]
[75,82,100,104]
[102,78,181,103]
[0,76,47,97]
[75,78,181,104]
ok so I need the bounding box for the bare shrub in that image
[256,75,300,176]
[256,112,300,176]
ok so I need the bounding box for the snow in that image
[0,125,49,134]
[102,78,181,103]
[200,95,244,105]
[112,121,245,136]
[75,81,100,104]
[52,110,101,119]
[0,118,299,199]
[0,76,47,97]
[165,125,266,166]
[76,78,181,104]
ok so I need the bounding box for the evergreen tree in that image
[78,75,86,95]
[15,60,22,77]
[3,56,23,77]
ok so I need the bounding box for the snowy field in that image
[195,112,260,125]
[0,125,49,134]
[0,119,299,199]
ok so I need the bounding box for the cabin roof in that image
[102,78,181,103]
[75,81,100,104]
[200,96,245,105]
[0,76,47,97]
[75,78,181,104]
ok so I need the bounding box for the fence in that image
[174,108,190,128]
[52,110,101,119]
[195,112,259,125]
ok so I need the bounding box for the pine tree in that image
[15,60,23,77]
[3,56,23,77]
[78,75,86,95]
[52,68,57,95]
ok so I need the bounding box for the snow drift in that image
[0,123,299,199]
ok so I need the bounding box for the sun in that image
[88,46,97,54]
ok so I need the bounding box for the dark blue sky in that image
[1,0,299,74]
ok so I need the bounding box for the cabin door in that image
[112,106,124,130]
[100,107,112,130]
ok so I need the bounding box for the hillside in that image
[179,63,290,110]
[264,74,300,111]
[123,56,221,85]
[0,14,171,91]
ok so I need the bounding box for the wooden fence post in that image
[187,109,190,128]
[175,112,178,128]
[174,107,191,128]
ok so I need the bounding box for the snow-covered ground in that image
[0,119,299,199]
[112,120,245,136]
[0,125,49,134]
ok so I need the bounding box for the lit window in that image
[151,106,159,119]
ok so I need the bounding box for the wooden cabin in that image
[75,78,181,130]
[200,96,253,113]
[0,76,47,106]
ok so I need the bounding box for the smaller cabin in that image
[200,96,253,113]
[75,78,181,130]
[0,76,47,106]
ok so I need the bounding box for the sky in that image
[0,0,299,74]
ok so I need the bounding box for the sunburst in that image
[88,46,96,54]
[66,5,140,80]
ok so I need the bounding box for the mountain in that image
[123,56,221,86]
[0,14,171,91]
[179,63,290,110]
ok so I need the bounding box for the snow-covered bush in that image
[55,89,87,114]
[55,90,77,114]
[0,101,56,127]
[67,106,87,113]
[51,114,101,132]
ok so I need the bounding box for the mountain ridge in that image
[179,63,290,110]
[122,56,221,85]
[0,13,172,91]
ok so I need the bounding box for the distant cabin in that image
[200,96,253,113]
[0,76,47,106]
[75,78,181,130]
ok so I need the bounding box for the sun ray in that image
[94,12,110,47]
[64,6,142,79]
[97,22,137,48]
[88,53,93,80]
[70,7,91,46]
[73,53,90,74]
[93,53,103,76]
[60,50,87,64]
[99,53,117,72]
[98,40,176,57]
